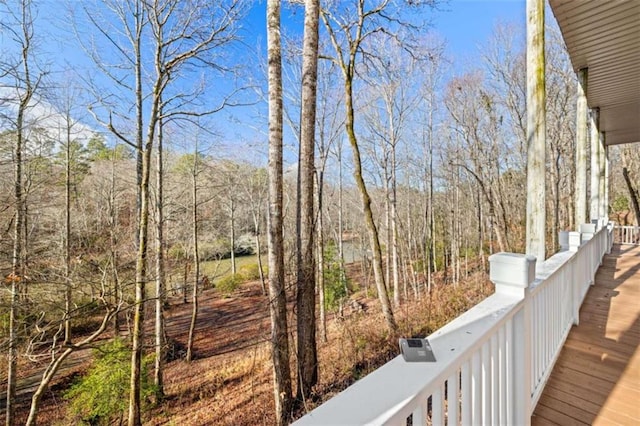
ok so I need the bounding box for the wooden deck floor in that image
[532,244,640,425]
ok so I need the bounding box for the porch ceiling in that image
[549,0,640,146]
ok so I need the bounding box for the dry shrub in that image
[148,344,274,426]
[304,273,493,417]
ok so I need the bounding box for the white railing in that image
[614,225,639,245]
[294,222,613,426]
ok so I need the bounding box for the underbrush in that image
[150,271,493,425]
[305,275,493,419]
[7,263,493,426]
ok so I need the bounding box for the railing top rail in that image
[612,223,639,245]
[294,293,522,425]
[295,222,613,425]
[530,224,608,293]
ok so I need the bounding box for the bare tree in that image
[186,138,202,363]
[267,0,293,423]
[320,1,399,333]
[419,39,446,288]
[295,0,320,403]
[0,0,46,423]
[545,26,576,250]
[445,73,511,253]
[315,60,344,342]
[241,166,268,295]
[218,160,242,275]
[153,98,166,397]
[78,1,246,422]
[24,304,119,426]
[621,148,640,226]
[49,81,89,347]
[362,38,420,305]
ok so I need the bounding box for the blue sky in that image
[238,1,526,61]
[225,0,528,159]
[223,0,528,145]
[3,0,530,160]
[433,0,525,60]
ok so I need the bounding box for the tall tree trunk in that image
[391,143,400,306]
[7,2,34,421]
[129,4,146,424]
[296,0,320,402]
[187,143,200,363]
[267,1,293,423]
[255,220,267,295]
[320,2,398,334]
[316,171,327,343]
[64,120,72,345]
[7,147,21,426]
[553,150,561,251]
[477,186,485,272]
[154,105,165,398]
[343,77,398,334]
[429,155,436,275]
[337,142,346,294]
[622,167,640,226]
[110,149,121,335]
[129,139,152,426]
[230,198,236,275]
[384,181,391,292]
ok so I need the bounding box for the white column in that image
[575,69,588,229]
[526,0,546,265]
[590,108,600,222]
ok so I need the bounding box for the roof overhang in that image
[549,0,640,146]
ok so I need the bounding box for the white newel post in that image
[568,231,581,252]
[607,222,613,254]
[580,223,596,244]
[489,253,536,425]
[558,231,569,251]
[567,231,583,325]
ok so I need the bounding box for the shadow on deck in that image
[532,244,640,425]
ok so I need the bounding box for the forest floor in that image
[3,263,493,425]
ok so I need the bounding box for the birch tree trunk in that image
[296,0,320,402]
[267,1,293,422]
[129,4,148,423]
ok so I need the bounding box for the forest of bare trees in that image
[1,0,639,424]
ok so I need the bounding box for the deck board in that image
[532,244,640,425]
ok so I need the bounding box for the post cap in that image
[489,252,536,294]
[580,223,596,234]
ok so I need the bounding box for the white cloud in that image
[0,86,99,146]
